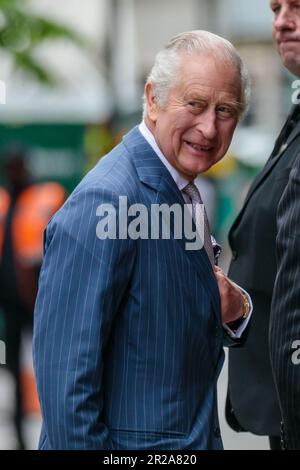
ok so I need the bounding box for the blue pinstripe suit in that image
[33,127,233,450]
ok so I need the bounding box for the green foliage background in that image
[0,0,86,85]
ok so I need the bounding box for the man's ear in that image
[145,82,159,122]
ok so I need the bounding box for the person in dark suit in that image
[270,154,300,450]
[33,30,252,450]
[226,0,300,450]
[269,0,300,451]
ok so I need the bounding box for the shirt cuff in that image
[222,284,253,339]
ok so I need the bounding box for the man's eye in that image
[187,101,205,112]
[188,101,200,108]
[217,106,235,118]
[271,4,280,15]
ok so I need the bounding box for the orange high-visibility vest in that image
[0,182,66,310]
[0,186,10,256]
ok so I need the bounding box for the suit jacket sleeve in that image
[269,153,300,450]
[33,187,136,449]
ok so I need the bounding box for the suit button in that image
[214,426,221,438]
[232,250,238,260]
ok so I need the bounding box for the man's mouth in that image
[278,37,300,45]
[185,141,214,153]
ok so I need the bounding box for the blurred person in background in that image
[226,0,300,450]
[0,145,65,449]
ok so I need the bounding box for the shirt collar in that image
[139,120,190,191]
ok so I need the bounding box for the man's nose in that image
[196,109,217,140]
[273,7,295,31]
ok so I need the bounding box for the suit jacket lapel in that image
[155,174,221,318]
[123,127,221,317]
[230,116,300,234]
[283,116,300,149]
[268,105,298,159]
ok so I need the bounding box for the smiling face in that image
[144,53,241,180]
[271,0,300,76]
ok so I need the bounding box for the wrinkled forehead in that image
[177,53,242,91]
[177,49,240,71]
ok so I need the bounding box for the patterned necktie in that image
[182,182,215,266]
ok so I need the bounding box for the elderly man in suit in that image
[226,0,300,451]
[33,30,251,450]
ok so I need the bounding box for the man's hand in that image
[214,266,244,324]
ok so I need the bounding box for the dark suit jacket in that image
[270,152,300,449]
[226,110,300,436]
[33,127,240,450]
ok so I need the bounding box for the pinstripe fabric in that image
[226,112,300,436]
[33,126,232,450]
[270,152,300,450]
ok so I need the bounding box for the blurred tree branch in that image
[0,0,88,85]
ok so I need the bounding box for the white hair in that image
[143,30,250,119]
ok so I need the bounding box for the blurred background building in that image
[0,0,293,450]
[1,0,293,235]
